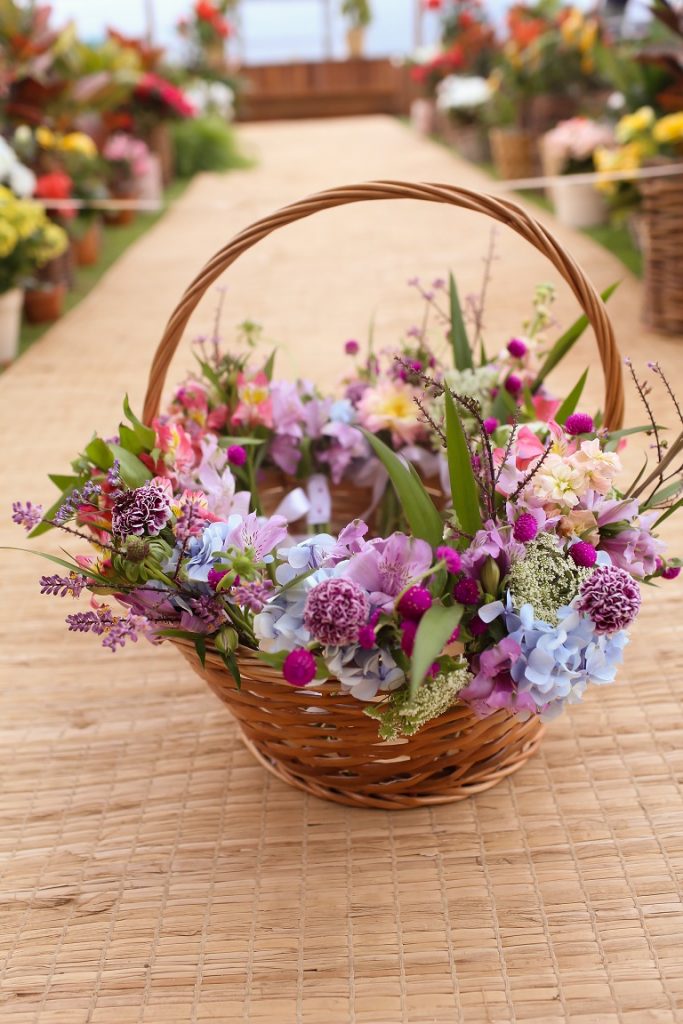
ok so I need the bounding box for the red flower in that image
[422,0,443,9]
[34,172,76,219]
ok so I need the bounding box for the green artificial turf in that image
[18,179,190,357]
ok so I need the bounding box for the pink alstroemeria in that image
[232,372,273,429]
[345,532,433,611]
[515,426,547,470]
[154,419,196,475]
[532,394,562,422]
[226,511,288,562]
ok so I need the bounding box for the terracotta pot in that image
[24,283,66,324]
[489,127,538,180]
[346,26,365,58]
[0,287,24,364]
[549,180,608,229]
[105,185,138,227]
[73,219,103,267]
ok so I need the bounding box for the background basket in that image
[143,181,625,808]
[640,173,683,335]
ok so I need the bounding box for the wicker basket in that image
[639,173,683,336]
[489,128,538,181]
[142,181,625,809]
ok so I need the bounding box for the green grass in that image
[18,178,190,357]
[427,129,643,278]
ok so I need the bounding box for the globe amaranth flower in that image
[397,586,433,620]
[436,545,462,574]
[569,541,597,567]
[507,338,527,358]
[565,412,594,436]
[576,565,641,633]
[303,577,370,646]
[513,513,538,543]
[283,649,317,687]
[324,643,405,701]
[111,482,171,538]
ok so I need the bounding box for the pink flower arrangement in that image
[544,117,615,173]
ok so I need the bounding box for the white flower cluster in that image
[365,660,472,741]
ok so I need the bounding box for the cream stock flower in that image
[570,438,621,494]
[357,379,421,444]
[531,454,586,508]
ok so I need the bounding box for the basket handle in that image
[143,180,624,428]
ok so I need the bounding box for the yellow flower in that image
[0,219,18,258]
[10,203,43,240]
[561,8,583,44]
[59,132,98,158]
[34,222,68,265]
[616,106,655,144]
[653,112,683,145]
[0,185,15,204]
[35,126,57,149]
[594,143,642,194]
[580,19,598,54]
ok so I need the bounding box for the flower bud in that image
[214,625,238,655]
[480,556,501,596]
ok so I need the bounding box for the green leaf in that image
[263,349,277,381]
[217,436,266,447]
[223,651,241,688]
[489,385,518,424]
[448,272,473,371]
[444,390,482,536]
[85,437,115,471]
[654,498,683,529]
[109,445,152,488]
[645,480,683,508]
[118,424,145,455]
[362,431,443,547]
[197,359,225,396]
[256,650,288,669]
[48,473,82,490]
[195,636,207,668]
[532,282,619,391]
[1,547,108,584]
[123,394,156,449]
[410,603,464,698]
[555,369,588,425]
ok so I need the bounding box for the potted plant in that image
[102,133,152,226]
[436,75,492,161]
[541,117,615,227]
[0,187,68,351]
[341,0,372,59]
[177,0,236,74]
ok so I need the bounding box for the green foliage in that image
[171,114,250,178]
[448,272,473,371]
[444,390,483,536]
[532,282,619,391]
[362,431,444,547]
[410,604,464,698]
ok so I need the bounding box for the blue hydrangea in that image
[324,644,405,701]
[480,595,629,719]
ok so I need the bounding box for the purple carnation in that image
[565,412,594,436]
[454,577,480,605]
[283,649,316,687]
[111,483,170,538]
[303,577,370,646]
[436,546,462,574]
[507,338,527,358]
[397,586,433,620]
[569,541,597,568]
[577,565,641,634]
[513,513,538,543]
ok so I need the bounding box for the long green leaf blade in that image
[363,431,443,547]
[448,272,473,371]
[532,282,619,391]
[555,369,589,425]
[410,603,464,698]
[444,390,482,536]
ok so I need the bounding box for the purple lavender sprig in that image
[55,480,102,524]
[11,501,43,531]
[40,573,88,598]
[65,607,149,651]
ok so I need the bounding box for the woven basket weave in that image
[142,181,624,808]
[639,172,683,335]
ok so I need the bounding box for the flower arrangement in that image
[147,261,614,535]
[13,358,682,743]
[543,117,614,175]
[0,137,35,198]
[133,72,197,122]
[0,186,69,294]
[436,75,492,128]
